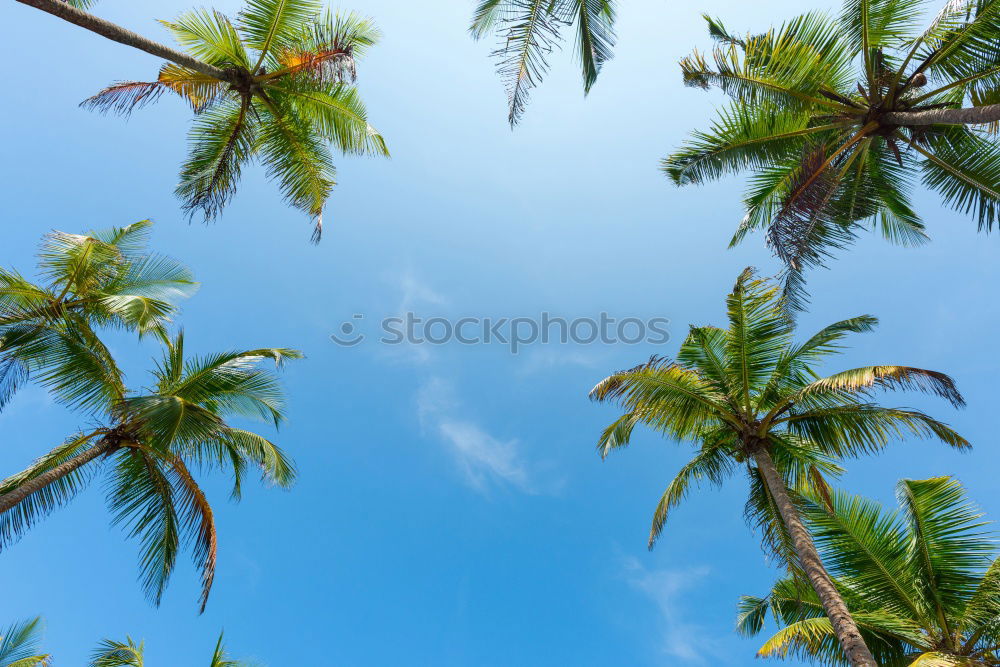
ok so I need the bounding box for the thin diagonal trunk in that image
[14,0,231,82]
[882,104,1000,126]
[0,437,114,514]
[752,446,878,667]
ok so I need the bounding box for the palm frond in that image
[795,365,965,407]
[256,100,334,240]
[89,637,144,667]
[0,617,49,667]
[80,81,170,116]
[176,98,258,221]
[909,127,1000,231]
[107,449,180,607]
[490,0,571,125]
[571,0,615,92]
[648,437,736,548]
[898,477,993,622]
[168,457,217,613]
[239,0,322,68]
[161,8,251,68]
[0,432,100,551]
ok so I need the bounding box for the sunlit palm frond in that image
[208,632,248,667]
[744,476,1000,665]
[275,81,388,157]
[590,356,732,440]
[0,617,49,667]
[724,267,794,404]
[785,404,969,456]
[795,365,965,407]
[663,102,835,186]
[160,8,251,68]
[898,477,993,620]
[89,637,144,667]
[239,0,322,69]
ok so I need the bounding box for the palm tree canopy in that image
[81,0,389,241]
[470,0,616,125]
[0,617,49,667]
[665,0,1000,309]
[590,267,966,554]
[90,638,145,667]
[0,332,300,612]
[741,477,1000,666]
[0,220,195,412]
[89,631,248,666]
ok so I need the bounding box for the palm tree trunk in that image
[0,438,114,514]
[882,104,1000,126]
[752,447,878,667]
[14,0,231,82]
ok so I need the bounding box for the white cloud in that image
[417,377,539,494]
[396,271,449,310]
[622,557,718,664]
[376,271,450,365]
[514,346,611,376]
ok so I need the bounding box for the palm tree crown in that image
[470,0,616,125]
[591,267,967,666]
[741,477,1000,666]
[91,631,247,666]
[0,333,300,612]
[591,268,966,548]
[665,0,1000,308]
[82,0,388,241]
[0,220,195,412]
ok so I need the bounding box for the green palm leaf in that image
[669,0,1000,302]
[744,476,1000,665]
[0,618,49,667]
[593,268,966,664]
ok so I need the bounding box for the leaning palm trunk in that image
[882,105,1000,126]
[14,0,230,82]
[592,270,966,667]
[752,446,877,667]
[0,438,114,514]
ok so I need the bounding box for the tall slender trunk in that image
[0,438,114,514]
[882,104,1000,126]
[752,447,878,667]
[14,0,231,82]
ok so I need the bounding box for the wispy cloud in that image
[514,346,612,376]
[417,377,549,494]
[622,557,719,664]
[376,271,450,365]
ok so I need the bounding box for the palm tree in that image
[0,332,299,612]
[590,267,967,667]
[17,0,388,241]
[0,220,195,411]
[0,618,49,667]
[470,0,616,125]
[91,631,248,666]
[740,477,1000,665]
[664,0,1000,308]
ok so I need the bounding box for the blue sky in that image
[2,0,999,664]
